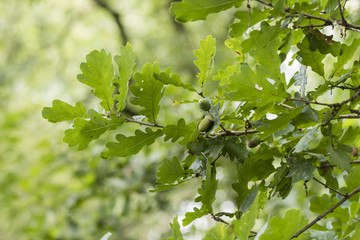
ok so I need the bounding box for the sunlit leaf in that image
[102,128,163,158]
[168,216,184,240]
[130,62,164,123]
[183,207,207,226]
[113,43,136,112]
[42,100,86,123]
[194,35,216,88]
[77,49,114,111]
[260,209,308,239]
[170,0,243,22]
[153,70,195,92]
[202,224,234,240]
[63,109,125,150]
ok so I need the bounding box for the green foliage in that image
[77,49,115,111]
[42,100,86,123]
[102,128,163,158]
[170,0,243,22]
[169,216,184,240]
[130,62,164,123]
[113,43,136,112]
[194,35,216,88]
[163,118,197,145]
[41,0,360,239]
[260,209,308,239]
[63,109,125,150]
[153,69,195,92]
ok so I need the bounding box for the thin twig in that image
[329,82,360,90]
[279,102,293,109]
[219,124,229,133]
[304,180,309,197]
[253,0,272,7]
[323,89,360,124]
[254,0,360,33]
[337,0,347,23]
[291,185,360,239]
[338,114,360,119]
[302,13,333,24]
[210,155,222,166]
[313,177,347,197]
[93,0,129,45]
[287,98,333,107]
[210,129,259,137]
[318,160,360,168]
[293,23,331,29]
[247,0,251,27]
[339,89,360,106]
[211,213,229,225]
[343,0,348,9]
[125,118,164,128]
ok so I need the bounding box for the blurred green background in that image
[4,1,359,239]
[0,0,236,239]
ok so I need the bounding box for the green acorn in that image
[198,98,211,111]
[248,137,261,148]
[199,115,215,132]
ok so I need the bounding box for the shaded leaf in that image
[156,157,186,184]
[42,100,86,123]
[196,161,218,213]
[297,34,325,76]
[222,137,248,163]
[287,159,316,183]
[239,186,258,214]
[233,194,259,239]
[233,155,274,207]
[328,141,352,172]
[257,108,303,139]
[293,127,319,153]
[164,119,197,145]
